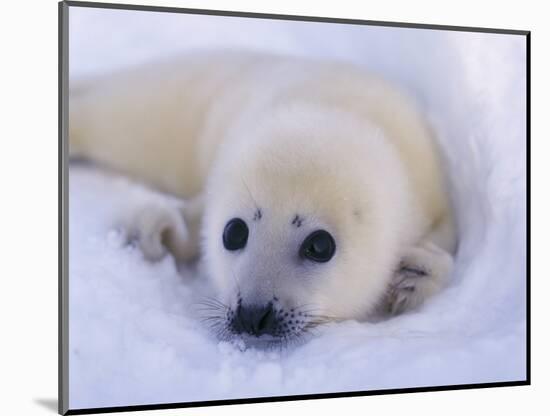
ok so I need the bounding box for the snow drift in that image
[67,6,527,409]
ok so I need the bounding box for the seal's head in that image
[200,105,414,347]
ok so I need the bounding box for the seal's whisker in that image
[240,176,259,209]
[228,269,242,298]
[216,325,233,342]
[193,297,232,318]
[197,301,226,310]
[195,297,229,308]
[194,305,226,312]
[199,316,226,323]
[194,308,227,316]
[294,302,318,310]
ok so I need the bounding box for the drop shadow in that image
[34,398,58,413]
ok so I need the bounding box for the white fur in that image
[70,51,456,322]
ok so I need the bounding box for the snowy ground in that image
[67,6,527,410]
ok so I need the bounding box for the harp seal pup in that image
[70,52,456,344]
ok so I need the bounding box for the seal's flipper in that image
[116,194,203,263]
[383,242,453,315]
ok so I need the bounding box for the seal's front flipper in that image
[117,193,204,263]
[383,242,453,315]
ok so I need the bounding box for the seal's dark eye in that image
[300,230,336,263]
[223,218,249,251]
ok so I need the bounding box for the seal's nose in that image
[232,302,278,336]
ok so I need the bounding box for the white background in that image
[0,0,545,415]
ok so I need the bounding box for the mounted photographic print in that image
[59,1,530,414]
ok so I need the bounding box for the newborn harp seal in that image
[70,52,456,346]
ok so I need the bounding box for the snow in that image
[67,6,527,410]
